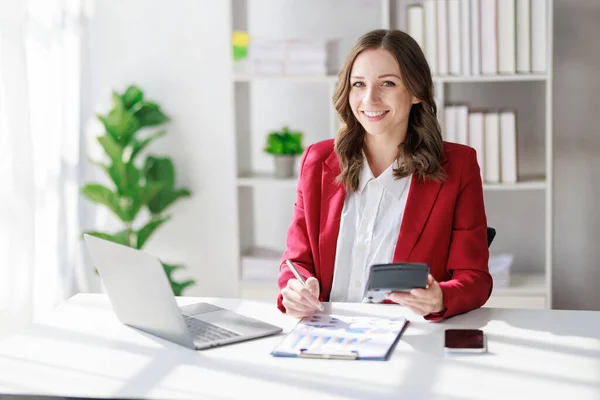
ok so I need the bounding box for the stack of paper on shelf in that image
[241,247,283,282]
[444,105,518,184]
[407,0,547,76]
[240,37,339,75]
[489,254,514,288]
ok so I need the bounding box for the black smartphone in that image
[444,329,486,353]
[363,262,429,303]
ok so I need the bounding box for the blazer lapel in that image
[393,158,448,262]
[319,152,345,301]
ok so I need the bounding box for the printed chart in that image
[271,314,408,359]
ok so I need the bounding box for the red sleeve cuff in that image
[424,306,448,322]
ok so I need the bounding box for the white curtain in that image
[0,0,84,335]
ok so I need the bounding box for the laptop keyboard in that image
[182,314,240,342]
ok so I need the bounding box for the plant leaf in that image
[144,155,175,187]
[162,263,184,277]
[97,135,124,165]
[99,102,140,146]
[171,279,195,296]
[126,182,164,222]
[83,230,131,247]
[96,114,118,143]
[134,101,170,127]
[136,215,171,249]
[112,91,124,108]
[130,129,166,162]
[264,129,303,155]
[107,161,140,197]
[122,85,144,110]
[148,188,191,215]
[161,262,195,296]
[81,184,127,221]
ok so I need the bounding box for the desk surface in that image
[0,294,599,400]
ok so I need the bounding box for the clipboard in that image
[271,314,408,360]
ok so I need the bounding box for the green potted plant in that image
[264,126,304,178]
[81,84,195,296]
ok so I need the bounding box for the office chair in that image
[487,227,496,248]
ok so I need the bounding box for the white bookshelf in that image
[231,0,553,310]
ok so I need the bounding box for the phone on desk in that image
[363,262,429,303]
[444,329,486,353]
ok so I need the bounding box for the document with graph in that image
[271,314,409,360]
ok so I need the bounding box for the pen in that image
[285,259,325,312]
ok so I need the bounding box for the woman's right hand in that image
[281,277,322,318]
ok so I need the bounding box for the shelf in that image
[233,73,548,84]
[238,173,546,191]
[492,273,547,296]
[234,73,337,83]
[237,173,298,188]
[483,179,547,191]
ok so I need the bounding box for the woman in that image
[277,29,492,321]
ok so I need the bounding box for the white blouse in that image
[329,159,412,302]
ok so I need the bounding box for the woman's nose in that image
[362,86,381,105]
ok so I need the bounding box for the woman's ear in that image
[412,97,421,105]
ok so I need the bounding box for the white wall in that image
[553,0,600,310]
[80,0,239,296]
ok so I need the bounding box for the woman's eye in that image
[383,81,396,87]
[352,81,364,88]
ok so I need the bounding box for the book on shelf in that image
[531,0,547,73]
[500,110,518,184]
[448,0,462,75]
[480,0,497,75]
[461,0,472,76]
[484,112,500,183]
[423,0,438,76]
[405,0,547,77]
[407,5,425,53]
[436,0,449,75]
[443,104,470,146]
[444,106,519,185]
[516,0,532,73]
[498,0,516,74]
[470,0,481,75]
[468,111,485,182]
[443,106,457,143]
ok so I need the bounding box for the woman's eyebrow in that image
[350,74,401,79]
[378,74,401,79]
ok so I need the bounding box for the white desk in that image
[0,294,599,400]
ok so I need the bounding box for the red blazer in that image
[277,139,492,321]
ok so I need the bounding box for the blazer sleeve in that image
[425,147,493,321]
[276,144,317,313]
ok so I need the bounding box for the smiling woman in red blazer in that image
[277,29,492,321]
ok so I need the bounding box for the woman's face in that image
[349,48,419,141]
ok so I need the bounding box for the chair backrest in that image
[487,227,496,248]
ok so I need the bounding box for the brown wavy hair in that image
[333,29,445,192]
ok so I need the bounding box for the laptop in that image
[83,234,282,350]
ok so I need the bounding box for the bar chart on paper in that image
[271,314,408,360]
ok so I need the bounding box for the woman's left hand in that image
[387,274,445,316]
